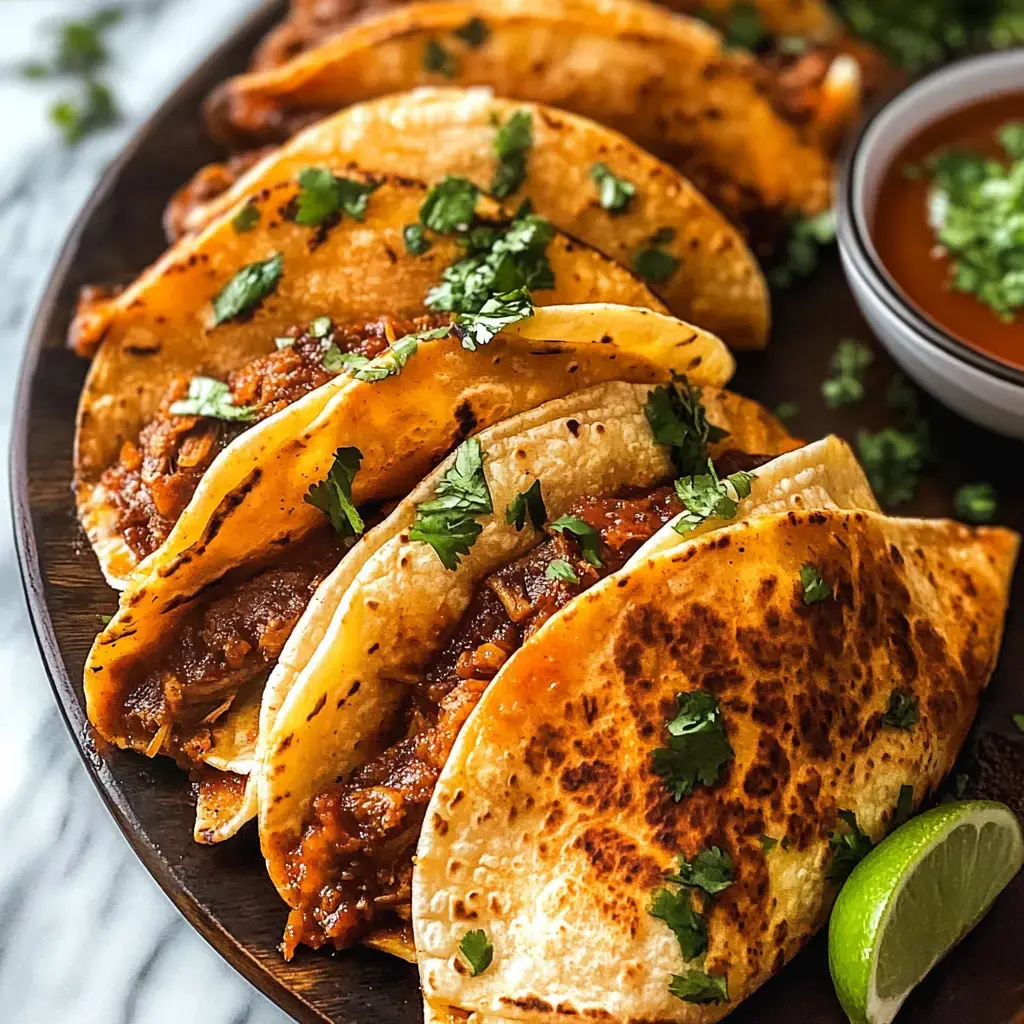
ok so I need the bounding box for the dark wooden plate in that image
[10,5,1024,1021]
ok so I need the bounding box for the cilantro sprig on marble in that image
[919,122,1024,321]
[409,439,493,570]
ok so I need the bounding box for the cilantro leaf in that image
[457,929,493,976]
[800,564,832,605]
[420,175,479,235]
[453,16,489,47]
[545,558,579,584]
[212,252,283,325]
[505,479,546,532]
[452,288,534,350]
[232,202,260,233]
[669,970,729,1005]
[665,846,734,896]
[955,482,998,523]
[770,210,835,288]
[633,227,679,282]
[649,887,707,961]
[773,401,800,422]
[1013,713,1024,733]
[550,514,602,567]
[491,110,533,199]
[423,38,457,76]
[883,688,920,729]
[827,809,874,883]
[309,315,332,338]
[427,212,554,315]
[589,163,637,214]
[403,222,431,255]
[672,461,755,536]
[304,447,365,543]
[292,167,377,226]
[821,338,873,408]
[330,326,450,381]
[652,691,734,800]
[169,377,256,422]
[644,381,728,477]
[50,78,118,145]
[410,439,492,570]
[857,427,926,507]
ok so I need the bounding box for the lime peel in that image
[829,800,1023,1024]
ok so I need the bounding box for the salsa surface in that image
[872,90,1024,372]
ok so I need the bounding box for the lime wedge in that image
[829,800,1023,1024]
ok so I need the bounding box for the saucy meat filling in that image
[281,450,771,957]
[100,314,438,562]
[121,526,346,766]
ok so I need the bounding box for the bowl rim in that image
[836,49,1024,391]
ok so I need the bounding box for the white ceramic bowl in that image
[837,50,1024,440]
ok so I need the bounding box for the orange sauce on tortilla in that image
[872,91,1024,372]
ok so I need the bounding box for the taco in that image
[164,89,769,351]
[82,305,738,840]
[73,168,672,588]
[202,0,849,251]
[254,385,883,962]
[250,0,843,71]
[412,516,1017,1020]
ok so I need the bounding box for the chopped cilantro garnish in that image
[1013,713,1024,733]
[827,809,874,883]
[231,202,260,233]
[29,8,123,76]
[773,401,800,422]
[550,514,602,567]
[304,447,364,543]
[506,480,546,532]
[452,288,534,350]
[409,439,492,570]
[954,482,998,523]
[891,784,915,830]
[453,16,489,47]
[403,222,431,255]
[821,338,874,408]
[423,38,457,77]
[770,210,836,288]
[668,970,729,1005]
[50,79,118,145]
[857,427,926,507]
[760,834,790,853]
[169,377,256,422]
[309,315,332,338]
[491,110,533,199]
[883,689,920,729]
[665,846,734,896]
[644,381,728,477]
[649,887,707,961]
[420,175,479,235]
[916,124,1024,320]
[672,460,755,536]
[99,613,113,625]
[652,691,734,800]
[427,213,554,314]
[212,252,283,325]
[633,227,679,282]
[799,564,832,605]
[457,929,493,976]
[292,167,377,227]
[589,163,637,214]
[337,325,451,382]
[545,558,579,584]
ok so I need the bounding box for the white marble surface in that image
[0,3,292,1022]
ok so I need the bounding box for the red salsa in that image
[872,91,1024,372]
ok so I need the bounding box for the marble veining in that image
[0,3,292,1022]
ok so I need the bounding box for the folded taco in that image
[203,0,846,251]
[82,305,736,838]
[165,89,769,351]
[412,516,1017,1020]
[254,384,888,962]
[74,167,671,587]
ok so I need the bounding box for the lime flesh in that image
[828,800,1023,1024]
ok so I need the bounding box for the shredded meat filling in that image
[281,451,771,957]
[99,314,438,562]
